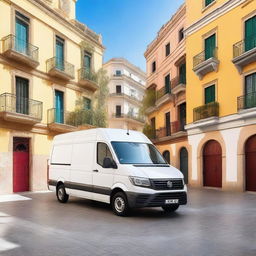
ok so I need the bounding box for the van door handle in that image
[93,169,99,173]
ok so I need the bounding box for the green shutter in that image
[165,74,170,94]
[205,34,216,60]
[179,64,186,84]
[16,77,29,115]
[245,73,256,109]
[83,97,91,110]
[205,85,215,104]
[245,16,256,52]
[205,0,214,7]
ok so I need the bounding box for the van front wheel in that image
[112,192,129,216]
[57,184,69,203]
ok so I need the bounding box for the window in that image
[16,77,29,115]
[165,43,170,57]
[116,105,121,117]
[165,74,170,94]
[245,15,256,52]
[83,97,91,110]
[115,70,121,76]
[152,61,156,73]
[97,143,114,167]
[205,85,215,104]
[205,0,215,7]
[245,73,256,109]
[179,63,186,84]
[165,112,171,136]
[205,34,216,60]
[15,12,30,54]
[116,85,122,94]
[56,36,65,70]
[83,51,91,71]
[179,28,184,42]
[111,142,166,165]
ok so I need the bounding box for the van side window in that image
[97,143,113,167]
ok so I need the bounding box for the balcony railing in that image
[193,102,219,122]
[46,57,75,79]
[156,84,171,101]
[237,92,256,111]
[155,120,186,139]
[2,34,39,65]
[233,36,256,58]
[110,92,141,103]
[78,68,97,83]
[171,120,186,133]
[156,126,171,138]
[112,113,145,123]
[47,108,93,127]
[0,93,42,120]
[193,48,218,68]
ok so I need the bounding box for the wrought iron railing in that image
[171,76,186,90]
[46,57,75,78]
[237,92,256,111]
[47,108,93,127]
[171,120,186,133]
[233,36,256,58]
[193,102,219,122]
[193,48,218,68]
[78,68,97,83]
[112,113,145,123]
[156,84,171,100]
[156,125,171,138]
[109,92,141,102]
[2,34,39,61]
[0,93,42,120]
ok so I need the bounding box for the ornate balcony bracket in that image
[193,58,219,80]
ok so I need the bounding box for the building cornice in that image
[6,0,105,50]
[185,0,248,37]
[104,58,146,79]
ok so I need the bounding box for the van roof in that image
[53,128,151,144]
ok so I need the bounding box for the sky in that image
[76,0,184,72]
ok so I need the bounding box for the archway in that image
[162,150,170,164]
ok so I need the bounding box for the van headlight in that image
[129,177,151,188]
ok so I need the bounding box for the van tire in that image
[57,184,69,203]
[111,192,129,216]
[162,205,179,212]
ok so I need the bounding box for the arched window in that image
[162,150,170,164]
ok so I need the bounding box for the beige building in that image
[104,58,146,131]
[0,0,104,194]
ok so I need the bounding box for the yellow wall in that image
[186,0,256,124]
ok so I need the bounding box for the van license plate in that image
[165,199,179,204]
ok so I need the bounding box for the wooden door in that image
[55,90,64,123]
[180,147,188,184]
[203,140,222,188]
[13,137,29,193]
[245,135,256,192]
[165,112,171,136]
[205,34,216,60]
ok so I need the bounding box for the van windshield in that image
[111,142,167,165]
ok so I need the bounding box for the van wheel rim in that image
[114,197,125,213]
[58,188,64,200]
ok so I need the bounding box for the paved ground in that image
[0,188,256,256]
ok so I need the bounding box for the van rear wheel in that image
[57,184,69,203]
[112,192,129,216]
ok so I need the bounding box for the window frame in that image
[204,84,216,104]
[152,61,156,73]
[165,42,170,57]
[178,28,184,42]
[97,142,114,167]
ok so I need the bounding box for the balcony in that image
[171,76,186,95]
[47,108,94,133]
[155,84,173,106]
[46,57,75,81]
[154,120,187,142]
[1,34,39,68]
[109,93,142,105]
[233,36,256,73]
[193,102,219,124]
[237,92,256,114]
[112,113,145,124]
[0,93,42,124]
[78,68,98,91]
[193,48,219,79]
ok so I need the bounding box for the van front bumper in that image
[126,191,187,208]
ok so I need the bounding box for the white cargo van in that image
[48,128,187,216]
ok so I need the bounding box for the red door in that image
[13,138,29,193]
[245,135,256,192]
[203,140,222,188]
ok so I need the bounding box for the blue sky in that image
[76,0,184,71]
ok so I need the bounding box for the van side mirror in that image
[103,157,117,169]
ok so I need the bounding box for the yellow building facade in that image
[0,0,104,194]
[144,5,189,184]
[185,0,256,191]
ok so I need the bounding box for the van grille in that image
[151,179,184,190]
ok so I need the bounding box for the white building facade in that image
[104,58,146,131]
